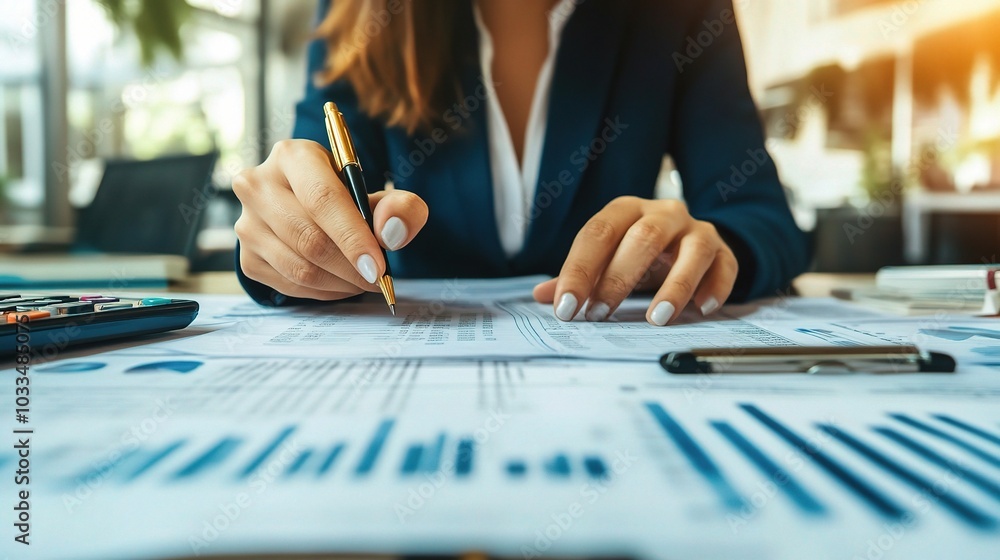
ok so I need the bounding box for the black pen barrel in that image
[341,163,392,276]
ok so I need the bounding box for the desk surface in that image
[172,272,875,298]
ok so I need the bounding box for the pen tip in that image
[390,304,396,316]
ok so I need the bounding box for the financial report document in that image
[15,356,1000,560]
[10,277,1000,560]
[158,276,899,360]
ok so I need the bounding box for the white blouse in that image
[472,0,578,259]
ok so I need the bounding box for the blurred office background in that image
[0,0,999,272]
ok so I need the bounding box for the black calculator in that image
[1,294,199,359]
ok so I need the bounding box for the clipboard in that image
[660,345,957,375]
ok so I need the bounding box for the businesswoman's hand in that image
[233,139,428,300]
[533,197,738,326]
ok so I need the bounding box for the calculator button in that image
[51,302,96,315]
[96,303,134,311]
[14,299,64,310]
[6,310,51,323]
[80,297,118,304]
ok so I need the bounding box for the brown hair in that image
[315,0,464,134]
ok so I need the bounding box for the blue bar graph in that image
[821,425,996,529]
[421,433,447,473]
[317,444,345,476]
[174,438,242,479]
[238,426,297,479]
[284,449,314,477]
[401,444,424,475]
[645,402,745,510]
[890,414,1000,468]
[875,427,1000,502]
[741,404,907,520]
[506,460,528,477]
[544,454,571,477]
[583,456,609,479]
[454,438,474,477]
[355,419,395,476]
[72,448,141,485]
[124,440,186,482]
[933,415,1000,449]
[711,421,826,516]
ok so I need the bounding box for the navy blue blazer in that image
[237,0,811,306]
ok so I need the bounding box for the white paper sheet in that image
[150,278,899,361]
[10,357,1000,560]
[10,278,1000,560]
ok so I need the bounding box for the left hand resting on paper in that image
[532,196,738,326]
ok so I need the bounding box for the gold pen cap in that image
[323,101,359,172]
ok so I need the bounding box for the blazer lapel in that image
[512,0,632,271]
[444,3,510,275]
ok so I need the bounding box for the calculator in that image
[1,294,199,359]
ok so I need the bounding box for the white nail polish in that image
[586,302,610,322]
[700,296,720,316]
[650,301,675,326]
[356,254,378,284]
[555,293,578,321]
[380,217,408,251]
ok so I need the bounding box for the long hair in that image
[315,0,464,134]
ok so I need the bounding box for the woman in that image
[233,0,810,325]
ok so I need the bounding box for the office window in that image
[0,0,44,226]
[65,0,260,206]
[0,0,264,228]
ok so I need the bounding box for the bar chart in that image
[13,389,1000,560]
[643,401,1000,530]
[63,418,619,487]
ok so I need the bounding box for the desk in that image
[37,271,999,560]
[171,271,876,298]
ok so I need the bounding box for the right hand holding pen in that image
[233,139,428,300]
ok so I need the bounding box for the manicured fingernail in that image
[650,301,675,326]
[555,293,578,321]
[586,302,610,322]
[700,296,720,316]
[380,217,407,251]
[356,254,378,284]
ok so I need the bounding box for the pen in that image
[323,101,396,316]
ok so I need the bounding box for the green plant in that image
[859,129,896,202]
[95,0,192,66]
